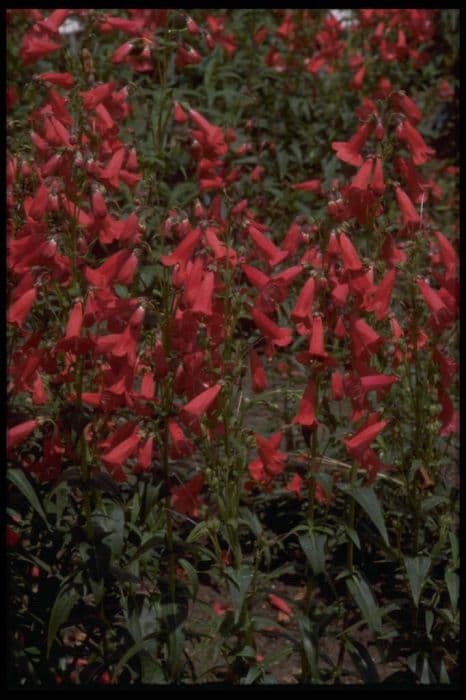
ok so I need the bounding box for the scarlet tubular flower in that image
[8,287,37,329]
[268,593,292,617]
[338,232,363,272]
[359,374,399,397]
[344,418,389,458]
[102,426,140,474]
[7,419,40,452]
[251,308,292,359]
[291,179,322,193]
[247,224,288,269]
[96,148,126,189]
[291,276,316,324]
[250,349,267,393]
[85,250,138,289]
[391,91,422,125]
[297,316,336,367]
[363,268,396,320]
[396,119,435,166]
[371,157,385,195]
[29,183,50,220]
[181,383,222,419]
[188,108,228,157]
[134,436,153,473]
[395,185,420,230]
[171,474,204,518]
[416,278,452,327]
[20,33,61,66]
[433,230,458,277]
[192,270,215,317]
[35,72,74,88]
[256,432,287,476]
[168,419,195,458]
[286,472,303,498]
[56,301,90,353]
[332,121,373,167]
[160,227,202,268]
[350,317,383,359]
[292,378,318,428]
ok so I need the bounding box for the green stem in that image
[347,461,358,574]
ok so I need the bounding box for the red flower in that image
[391,91,422,125]
[96,148,126,189]
[394,186,420,230]
[256,432,287,476]
[286,473,303,498]
[188,108,228,158]
[171,474,204,518]
[134,436,153,473]
[192,270,215,317]
[56,301,93,354]
[35,72,74,88]
[351,65,366,91]
[102,426,140,467]
[362,268,396,320]
[251,308,292,359]
[332,121,373,167]
[331,370,344,400]
[297,316,336,367]
[181,383,222,419]
[292,378,318,428]
[433,231,458,277]
[344,417,389,458]
[250,349,267,393]
[417,278,452,328]
[20,33,61,66]
[8,287,37,329]
[85,249,138,289]
[291,276,316,325]
[339,232,363,272]
[268,593,292,617]
[7,419,40,452]
[349,317,383,359]
[437,387,458,437]
[168,419,195,458]
[291,179,322,194]
[396,119,435,165]
[247,224,288,269]
[160,227,202,268]
[7,527,21,548]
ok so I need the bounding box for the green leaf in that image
[178,558,199,599]
[404,556,431,607]
[186,521,208,544]
[92,502,125,558]
[241,663,263,685]
[112,633,159,683]
[297,612,320,682]
[226,565,253,625]
[47,585,80,656]
[345,485,389,547]
[239,507,262,537]
[346,574,382,635]
[449,532,459,566]
[298,531,327,576]
[344,525,361,550]
[8,468,50,529]
[425,609,434,639]
[345,638,380,684]
[445,569,458,611]
[125,533,165,567]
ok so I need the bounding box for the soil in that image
[185,580,404,685]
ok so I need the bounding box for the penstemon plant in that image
[7,8,458,688]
